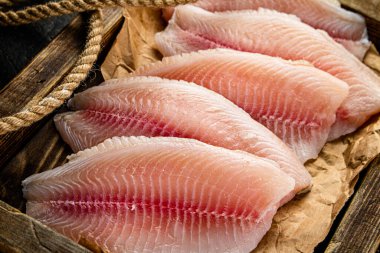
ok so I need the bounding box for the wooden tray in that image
[0,3,379,253]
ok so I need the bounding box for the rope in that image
[0,0,196,25]
[0,0,194,134]
[0,10,103,134]
[0,0,195,134]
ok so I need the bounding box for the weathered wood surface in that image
[0,7,124,170]
[0,14,84,117]
[0,13,74,87]
[0,8,122,117]
[325,154,380,253]
[0,200,90,253]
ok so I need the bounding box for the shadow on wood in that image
[326,154,380,253]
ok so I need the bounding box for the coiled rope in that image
[0,0,194,26]
[0,10,103,135]
[0,0,194,134]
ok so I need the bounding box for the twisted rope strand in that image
[0,0,195,134]
[0,11,103,134]
[0,0,196,25]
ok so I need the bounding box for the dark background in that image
[0,3,74,88]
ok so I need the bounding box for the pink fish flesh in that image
[23,136,295,253]
[162,0,370,59]
[129,49,349,162]
[54,76,311,193]
[155,6,380,140]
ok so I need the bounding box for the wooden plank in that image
[0,14,84,116]
[0,200,90,253]
[326,155,380,253]
[0,8,122,116]
[0,7,123,169]
[0,14,74,87]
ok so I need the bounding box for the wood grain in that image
[0,8,122,116]
[326,155,380,253]
[0,14,84,117]
[0,200,90,253]
[0,14,74,87]
[0,7,123,169]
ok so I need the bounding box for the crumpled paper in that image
[101,6,380,253]
[101,8,164,80]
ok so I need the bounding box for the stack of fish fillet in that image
[22,1,380,252]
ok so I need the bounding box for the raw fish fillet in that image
[130,49,349,162]
[23,136,295,253]
[155,6,380,140]
[162,0,370,59]
[334,38,370,60]
[54,76,311,193]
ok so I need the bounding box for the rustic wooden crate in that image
[0,3,379,253]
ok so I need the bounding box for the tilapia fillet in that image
[54,76,311,193]
[162,0,369,59]
[156,6,380,140]
[23,136,295,253]
[130,49,349,163]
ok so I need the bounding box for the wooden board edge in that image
[0,7,124,169]
[325,154,380,253]
[0,200,91,253]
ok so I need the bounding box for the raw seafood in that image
[162,0,370,59]
[23,136,295,253]
[130,49,349,162]
[54,76,311,193]
[156,6,380,140]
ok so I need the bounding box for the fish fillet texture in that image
[334,38,370,61]
[130,49,349,163]
[155,6,380,141]
[162,0,369,59]
[23,136,295,253]
[54,76,311,193]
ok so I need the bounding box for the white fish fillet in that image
[54,76,311,193]
[162,0,369,59]
[129,49,349,162]
[23,136,295,253]
[155,6,380,140]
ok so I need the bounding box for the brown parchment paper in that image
[101,6,380,253]
[101,8,164,80]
